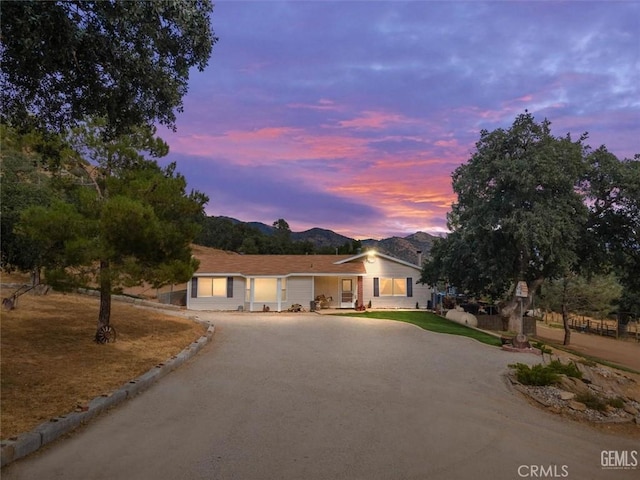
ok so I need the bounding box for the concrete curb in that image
[1,324,215,468]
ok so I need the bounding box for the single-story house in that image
[187,245,432,312]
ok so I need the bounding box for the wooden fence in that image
[561,314,640,342]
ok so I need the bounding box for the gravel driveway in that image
[3,312,638,480]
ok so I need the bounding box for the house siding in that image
[362,258,430,309]
[187,276,246,311]
[285,276,314,309]
[185,250,432,312]
[313,276,340,308]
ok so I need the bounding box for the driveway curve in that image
[3,312,638,480]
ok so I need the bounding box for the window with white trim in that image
[379,277,407,296]
[249,278,287,302]
[197,277,228,297]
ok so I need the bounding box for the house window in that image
[250,278,287,302]
[197,277,228,297]
[378,277,407,296]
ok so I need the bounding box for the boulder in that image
[445,309,478,327]
[558,375,590,395]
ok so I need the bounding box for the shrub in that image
[547,359,582,379]
[510,363,560,386]
[607,397,625,409]
[576,392,608,411]
[510,359,582,386]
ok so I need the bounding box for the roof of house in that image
[191,244,366,276]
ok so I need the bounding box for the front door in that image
[340,278,354,308]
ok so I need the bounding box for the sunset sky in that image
[159,1,639,240]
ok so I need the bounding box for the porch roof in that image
[191,245,366,276]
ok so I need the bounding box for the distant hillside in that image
[292,228,354,248]
[217,217,354,248]
[219,216,276,235]
[362,231,438,265]
[204,216,440,264]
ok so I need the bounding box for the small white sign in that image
[515,281,529,298]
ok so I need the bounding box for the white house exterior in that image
[187,245,432,312]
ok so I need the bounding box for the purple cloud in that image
[159,0,639,239]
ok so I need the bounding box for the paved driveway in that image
[3,313,638,480]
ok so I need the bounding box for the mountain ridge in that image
[215,216,440,264]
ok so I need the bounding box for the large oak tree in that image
[583,147,640,317]
[421,113,590,332]
[1,0,217,136]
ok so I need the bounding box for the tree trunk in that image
[562,301,571,345]
[30,268,41,287]
[500,301,519,331]
[501,278,544,333]
[561,278,571,345]
[96,259,111,340]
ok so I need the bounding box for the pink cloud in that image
[434,139,458,148]
[166,127,372,166]
[225,127,300,141]
[287,98,342,111]
[338,110,412,129]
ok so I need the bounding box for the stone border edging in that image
[0,324,215,468]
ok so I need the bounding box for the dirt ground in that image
[0,286,207,440]
[534,323,640,372]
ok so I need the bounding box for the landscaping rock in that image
[558,390,575,401]
[509,354,640,431]
[558,375,589,395]
[568,400,587,411]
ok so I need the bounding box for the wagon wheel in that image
[2,297,15,311]
[95,325,117,344]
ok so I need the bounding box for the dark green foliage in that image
[1,0,216,136]
[420,112,640,334]
[421,113,589,322]
[510,359,581,386]
[575,392,608,411]
[0,126,70,276]
[546,359,582,379]
[510,363,560,386]
[195,216,363,255]
[607,397,625,409]
[538,274,622,320]
[583,148,640,315]
[16,121,208,334]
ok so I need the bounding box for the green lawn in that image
[336,311,503,347]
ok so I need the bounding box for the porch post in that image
[277,277,282,312]
[311,276,315,307]
[249,278,255,312]
[357,276,364,309]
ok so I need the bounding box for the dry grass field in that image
[0,284,206,440]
